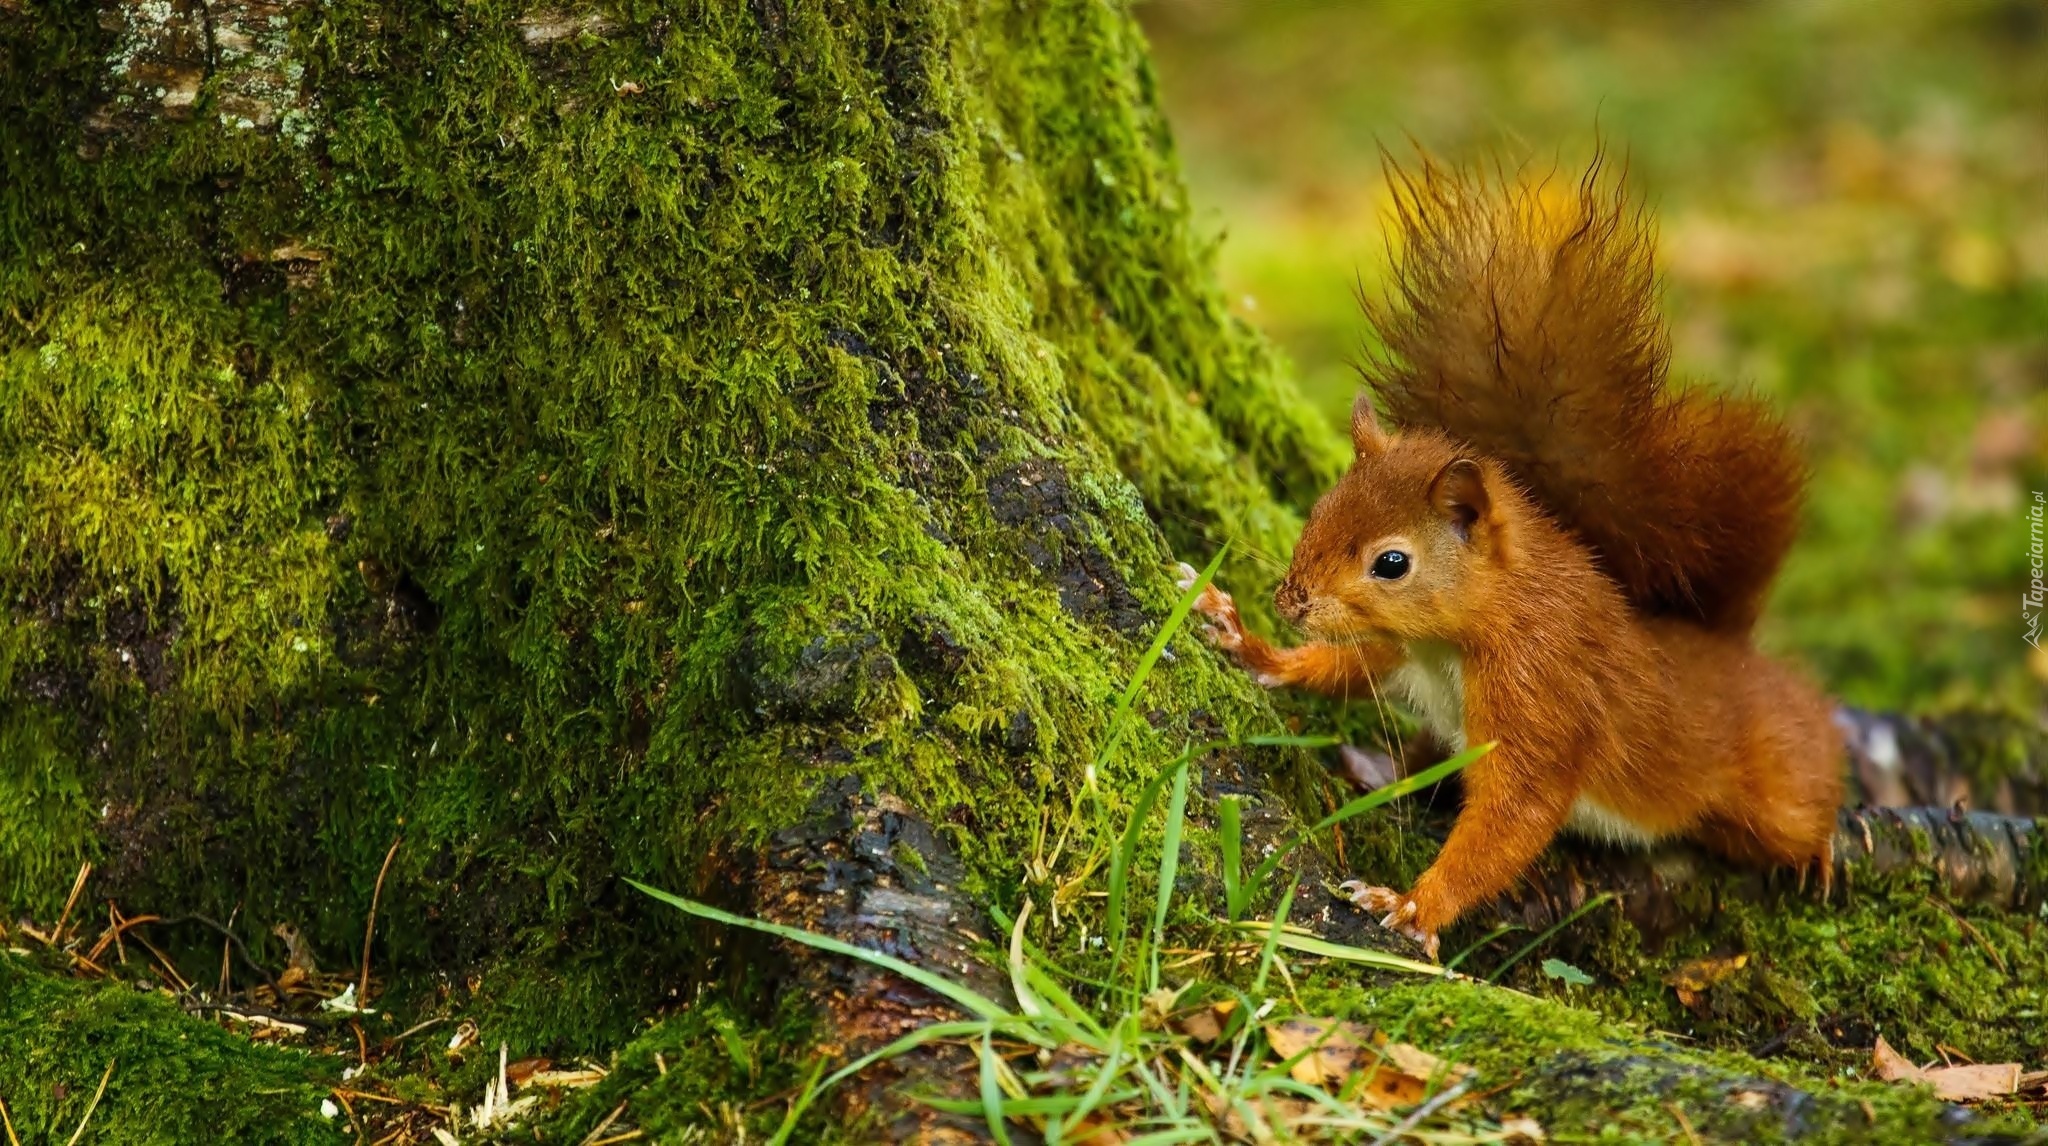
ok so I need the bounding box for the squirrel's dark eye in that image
[1370,550,1410,580]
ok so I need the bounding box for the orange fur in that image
[1193,158,1843,958]
[1365,155,1805,633]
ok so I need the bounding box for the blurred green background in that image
[1141,0,2048,713]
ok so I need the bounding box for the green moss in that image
[1452,855,2048,1086]
[1289,975,2003,1145]
[0,955,341,1144]
[531,993,837,1144]
[0,0,1334,1053]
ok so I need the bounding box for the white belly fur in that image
[1389,642,1661,850]
[1565,796,1663,849]
[1388,640,1466,752]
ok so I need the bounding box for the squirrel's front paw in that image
[1339,881,1440,960]
[1175,562,1246,653]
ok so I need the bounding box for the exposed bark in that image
[1838,705,2048,816]
[1488,805,2040,941]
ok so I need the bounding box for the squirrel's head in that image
[1275,396,1514,644]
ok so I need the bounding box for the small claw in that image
[1339,881,1404,916]
[1417,930,1440,961]
[1340,882,1438,960]
[1174,562,1201,591]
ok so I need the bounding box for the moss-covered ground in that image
[0,953,339,1142]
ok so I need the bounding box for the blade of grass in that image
[1007,898,1044,1020]
[1148,759,1192,994]
[1108,740,1219,952]
[1445,922,1521,975]
[1231,923,1446,977]
[980,1030,1015,1146]
[1218,796,1243,922]
[1243,734,1344,748]
[987,903,1123,994]
[1244,742,1491,898]
[1109,735,1338,953]
[770,1019,997,1145]
[768,1054,829,1146]
[1120,1129,1219,1146]
[1021,960,1107,1044]
[628,880,1014,1023]
[1251,877,1298,996]
[1488,891,1617,984]
[919,1089,1143,1118]
[1066,1021,1129,1130]
[1095,545,1228,773]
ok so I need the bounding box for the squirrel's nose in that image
[1275,579,1309,624]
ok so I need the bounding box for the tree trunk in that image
[3,2,2042,1142]
[2,0,1340,1132]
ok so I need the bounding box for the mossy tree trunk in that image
[3,0,1336,1044]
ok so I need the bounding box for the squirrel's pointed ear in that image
[1351,393,1387,456]
[1428,458,1492,543]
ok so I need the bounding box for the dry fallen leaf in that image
[1872,1036,2023,1102]
[525,1068,604,1090]
[1175,999,1237,1044]
[1665,952,1748,1010]
[1353,1064,1432,1111]
[1203,1090,1319,1140]
[1263,1018,1474,1112]
[504,1057,551,1086]
[1924,1064,2022,1103]
[1265,1018,1372,1087]
[1872,1036,1920,1083]
[1375,1036,1467,1084]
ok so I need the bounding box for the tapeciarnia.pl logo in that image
[2028,490,2045,649]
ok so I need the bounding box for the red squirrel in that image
[1186,158,1843,958]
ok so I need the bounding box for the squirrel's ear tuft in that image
[1351,393,1387,456]
[1428,458,1492,543]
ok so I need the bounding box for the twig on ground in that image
[86,907,159,966]
[1667,1101,1702,1146]
[331,1088,360,1144]
[360,837,403,1008]
[152,915,285,1004]
[63,1061,113,1146]
[332,1088,407,1106]
[127,929,191,993]
[180,1000,340,1032]
[576,1100,630,1146]
[51,862,91,945]
[392,1016,450,1042]
[1924,895,2009,975]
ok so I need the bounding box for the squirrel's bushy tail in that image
[1363,154,1805,633]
